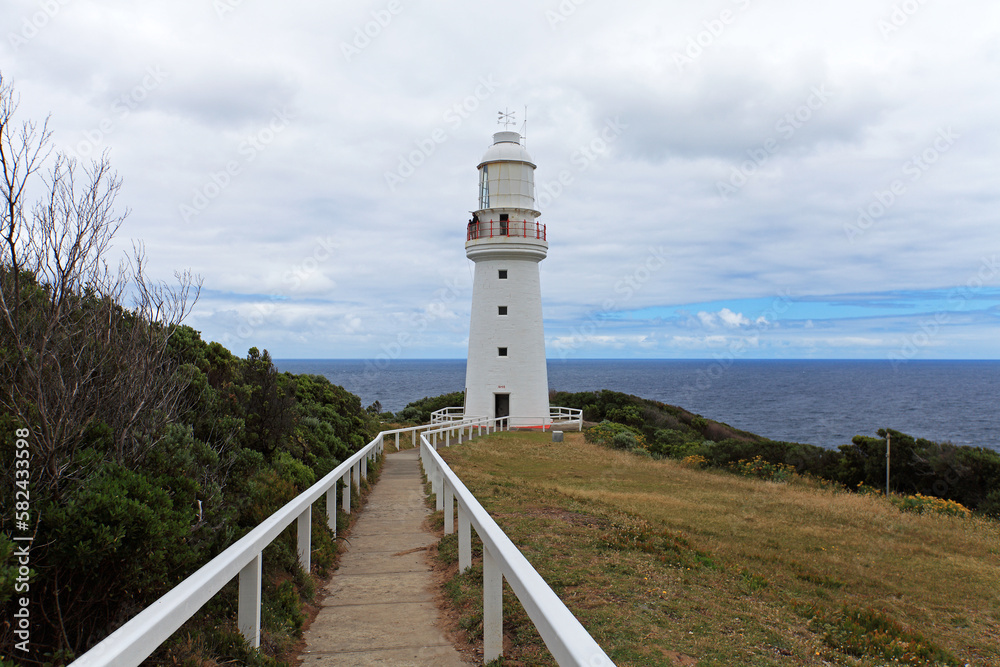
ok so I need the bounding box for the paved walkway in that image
[299,447,471,666]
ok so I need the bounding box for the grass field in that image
[434,431,1000,666]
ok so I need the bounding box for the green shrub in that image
[729,456,797,482]
[39,461,207,647]
[274,450,316,490]
[585,420,646,450]
[606,404,643,427]
[649,428,703,458]
[612,431,639,450]
[397,391,464,423]
[263,579,307,639]
[981,489,1000,519]
[889,493,972,518]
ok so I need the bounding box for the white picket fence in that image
[70,415,610,666]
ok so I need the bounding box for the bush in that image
[981,489,1000,519]
[650,428,703,458]
[397,391,464,423]
[585,420,646,451]
[681,454,708,469]
[729,456,797,482]
[890,493,972,518]
[37,461,207,648]
[613,431,639,450]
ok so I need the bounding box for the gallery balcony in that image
[467,219,546,242]
[465,219,548,261]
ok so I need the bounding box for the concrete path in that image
[299,447,471,666]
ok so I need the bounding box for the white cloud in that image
[698,308,758,329]
[2,0,998,358]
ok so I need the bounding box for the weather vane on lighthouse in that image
[497,108,516,130]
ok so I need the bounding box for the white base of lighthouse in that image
[464,247,549,427]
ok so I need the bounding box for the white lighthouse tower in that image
[463,129,550,427]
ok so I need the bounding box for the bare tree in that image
[0,72,51,333]
[0,73,202,496]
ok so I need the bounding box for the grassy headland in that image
[436,430,1000,666]
[549,390,1000,518]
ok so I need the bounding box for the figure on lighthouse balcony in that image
[463,114,550,428]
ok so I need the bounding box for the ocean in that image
[273,359,1000,452]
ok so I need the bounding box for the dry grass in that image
[437,431,1000,666]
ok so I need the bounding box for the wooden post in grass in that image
[886,431,891,496]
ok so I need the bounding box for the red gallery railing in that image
[467,220,546,242]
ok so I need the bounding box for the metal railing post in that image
[458,425,463,444]
[297,506,311,573]
[396,432,400,450]
[362,453,368,480]
[446,429,450,447]
[238,553,262,648]
[483,547,503,663]
[412,429,416,447]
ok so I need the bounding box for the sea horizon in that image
[274,358,1000,453]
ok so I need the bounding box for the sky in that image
[2,0,999,362]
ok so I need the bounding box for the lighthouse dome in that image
[478,131,536,168]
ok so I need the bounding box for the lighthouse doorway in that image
[494,393,510,420]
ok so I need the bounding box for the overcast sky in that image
[3,0,998,361]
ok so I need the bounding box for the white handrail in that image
[432,406,584,431]
[430,406,468,423]
[549,406,584,431]
[381,418,487,450]
[70,414,506,666]
[71,433,390,666]
[70,413,600,666]
[420,424,614,666]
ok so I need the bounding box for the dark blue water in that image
[274,359,1000,452]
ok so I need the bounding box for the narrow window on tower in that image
[498,347,508,357]
[498,269,507,279]
[498,306,508,315]
[479,165,489,209]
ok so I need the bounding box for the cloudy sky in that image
[3,0,998,361]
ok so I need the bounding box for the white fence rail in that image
[550,406,584,430]
[430,406,467,423]
[420,424,614,666]
[432,405,585,431]
[70,417,490,667]
[70,415,604,666]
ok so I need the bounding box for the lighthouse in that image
[463,130,550,427]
